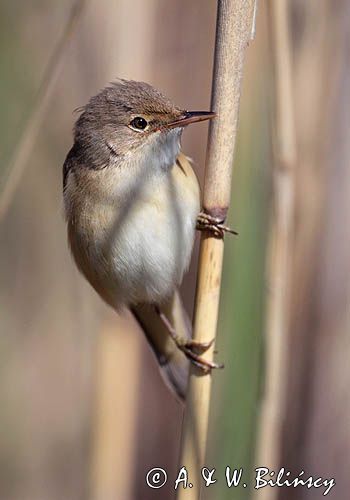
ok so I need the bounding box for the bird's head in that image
[73,79,215,170]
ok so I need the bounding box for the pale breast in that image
[115,158,199,304]
[66,154,200,308]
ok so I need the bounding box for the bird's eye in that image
[130,116,148,131]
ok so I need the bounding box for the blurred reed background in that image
[0,1,349,499]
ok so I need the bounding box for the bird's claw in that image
[154,306,224,374]
[196,212,238,238]
[183,338,215,354]
[178,338,224,374]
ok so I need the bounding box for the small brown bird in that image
[63,80,233,401]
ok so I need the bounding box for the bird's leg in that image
[154,306,224,373]
[196,211,238,238]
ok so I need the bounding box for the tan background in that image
[0,1,349,499]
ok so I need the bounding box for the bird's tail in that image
[131,290,191,402]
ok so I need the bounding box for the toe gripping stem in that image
[155,306,224,374]
[196,211,238,239]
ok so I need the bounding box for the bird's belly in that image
[68,157,200,308]
[108,191,198,305]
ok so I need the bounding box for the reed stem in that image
[253,1,296,497]
[0,0,87,220]
[176,1,257,498]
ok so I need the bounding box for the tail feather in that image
[131,290,191,402]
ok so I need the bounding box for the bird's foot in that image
[196,212,238,238]
[155,306,224,374]
[177,339,224,374]
[181,337,214,354]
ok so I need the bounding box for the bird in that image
[63,79,234,402]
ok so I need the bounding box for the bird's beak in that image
[165,111,216,130]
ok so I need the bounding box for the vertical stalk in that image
[253,0,296,496]
[0,0,87,220]
[90,321,141,500]
[177,1,256,498]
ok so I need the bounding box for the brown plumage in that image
[63,80,215,401]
